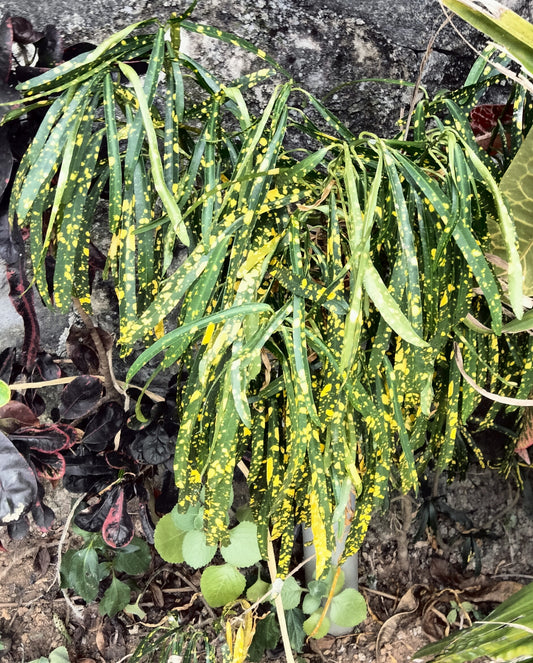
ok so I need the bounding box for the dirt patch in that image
[1,466,532,663]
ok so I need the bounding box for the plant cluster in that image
[0,0,533,660]
[4,5,532,572]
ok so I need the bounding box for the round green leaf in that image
[0,380,10,407]
[182,529,217,568]
[200,564,246,607]
[303,610,330,639]
[220,521,262,567]
[246,577,271,603]
[308,579,327,598]
[302,593,322,615]
[280,576,302,610]
[171,504,203,532]
[329,588,367,628]
[153,513,185,563]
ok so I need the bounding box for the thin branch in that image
[403,15,452,139]
[71,297,123,402]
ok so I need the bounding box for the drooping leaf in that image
[59,376,103,420]
[101,486,134,548]
[0,430,37,524]
[82,402,124,451]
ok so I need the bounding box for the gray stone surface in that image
[0,259,24,350]
[2,0,531,137]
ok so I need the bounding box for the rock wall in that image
[0,0,531,355]
[3,0,531,136]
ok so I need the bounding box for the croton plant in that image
[0,7,532,585]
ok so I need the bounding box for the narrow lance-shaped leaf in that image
[103,73,123,233]
[363,261,429,348]
[463,141,524,318]
[118,62,190,247]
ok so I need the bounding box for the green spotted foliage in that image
[4,14,533,576]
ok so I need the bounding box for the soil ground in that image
[1,465,532,663]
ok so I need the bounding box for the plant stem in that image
[308,565,342,638]
[72,297,123,402]
[267,533,295,663]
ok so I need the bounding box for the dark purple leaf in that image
[102,487,134,548]
[7,515,29,539]
[105,450,134,471]
[138,502,155,544]
[136,484,155,543]
[0,16,13,83]
[82,402,125,451]
[59,376,102,419]
[66,326,98,374]
[29,449,66,480]
[30,482,54,531]
[35,25,63,67]
[32,352,61,381]
[63,42,96,61]
[10,17,43,45]
[129,422,173,465]
[154,469,178,515]
[74,485,120,532]
[0,128,12,202]
[0,347,15,384]
[0,430,37,525]
[12,423,81,452]
[5,252,40,371]
[17,390,45,418]
[13,64,47,83]
[63,455,116,494]
[66,325,113,375]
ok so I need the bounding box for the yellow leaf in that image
[310,489,328,578]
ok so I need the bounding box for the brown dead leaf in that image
[95,625,107,657]
[150,582,165,608]
[32,546,50,577]
[375,585,428,663]
[463,580,523,604]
